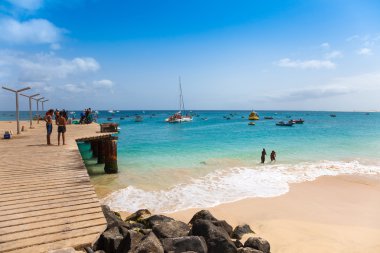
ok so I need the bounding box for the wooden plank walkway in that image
[0,121,108,253]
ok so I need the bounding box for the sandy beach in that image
[168,174,380,253]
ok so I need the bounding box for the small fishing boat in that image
[107,117,112,121]
[201,117,208,121]
[248,122,255,126]
[276,121,294,126]
[135,115,143,122]
[264,116,274,120]
[330,114,337,117]
[291,119,304,124]
[248,111,259,120]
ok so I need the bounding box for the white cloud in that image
[63,83,85,93]
[0,50,100,82]
[357,48,372,55]
[325,50,343,59]
[320,42,330,49]
[275,58,336,69]
[93,79,114,89]
[6,0,43,11]
[50,43,61,50]
[0,18,63,44]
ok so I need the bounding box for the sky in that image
[0,0,380,111]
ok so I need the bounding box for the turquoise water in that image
[3,110,380,212]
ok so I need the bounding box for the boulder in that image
[237,248,263,253]
[101,205,125,229]
[244,237,270,253]
[189,210,218,225]
[211,220,233,236]
[233,240,243,248]
[162,236,208,253]
[131,231,164,253]
[231,225,254,240]
[153,220,190,239]
[96,226,124,253]
[142,214,175,228]
[125,209,152,223]
[190,219,237,253]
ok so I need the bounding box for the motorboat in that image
[248,111,259,120]
[107,117,112,121]
[291,119,304,124]
[276,121,294,126]
[248,122,255,126]
[330,114,337,117]
[264,116,274,120]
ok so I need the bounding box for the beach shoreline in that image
[163,174,380,253]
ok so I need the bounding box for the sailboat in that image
[165,77,193,123]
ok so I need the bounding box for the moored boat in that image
[166,77,193,123]
[248,111,259,120]
[291,118,304,124]
[276,121,294,126]
[330,114,337,117]
[264,116,274,120]
[135,115,143,122]
[248,122,255,126]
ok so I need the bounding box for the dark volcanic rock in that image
[142,214,175,228]
[211,220,233,236]
[190,219,237,253]
[96,226,124,253]
[189,210,218,225]
[237,248,264,253]
[162,236,208,253]
[233,240,243,248]
[244,237,270,253]
[125,209,152,223]
[153,220,190,239]
[101,205,125,229]
[231,225,255,240]
[131,231,164,253]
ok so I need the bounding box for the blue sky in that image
[1,0,380,111]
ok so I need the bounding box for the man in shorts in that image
[57,110,67,145]
[45,109,54,145]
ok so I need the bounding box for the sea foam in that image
[102,160,380,213]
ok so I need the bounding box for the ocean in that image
[2,110,380,213]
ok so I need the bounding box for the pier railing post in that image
[104,138,118,174]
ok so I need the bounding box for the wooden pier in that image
[0,121,115,253]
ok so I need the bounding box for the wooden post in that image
[104,138,118,174]
[91,140,99,157]
[97,140,105,164]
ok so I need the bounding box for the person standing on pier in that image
[45,109,54,145]
[57,110,67,145]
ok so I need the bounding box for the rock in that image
[101,205,125,229]
[125,209,152,223]
[162,236,208,253]
[211,220,233,236]
[237,248,263,253]
[189,210,218,225]
[97,226,124,253]
[153,220,190,239]
[94,251,106,253]
[125,230,145,251]
[244,237,270,253]
[231,225,255,240]
[142,214,175,228]
[131,231,164,253]
[190,219,237,253]
[233,240,243,248]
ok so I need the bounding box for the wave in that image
[101,160,380,213]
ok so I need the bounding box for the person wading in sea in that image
[57,110,67,145]
[44,109,54,145]
[270,150,276,162]
[261,148,267,163]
